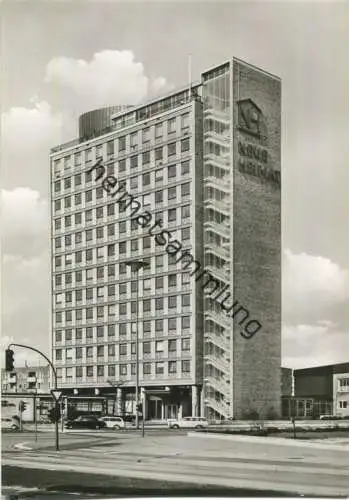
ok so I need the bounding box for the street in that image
[2,430,349,497]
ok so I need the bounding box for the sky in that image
[1,0,349,369]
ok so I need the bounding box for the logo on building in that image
[237,99,262,139]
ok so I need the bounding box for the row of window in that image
[54,296,192,322]
[57,359,191,378]
[53,255,193,285]
[55,274,191,303]
[55,339,191,360]
[54,316,191,342]
[54,205,191,236]
[53,116,190,167]
[53,162,191,200]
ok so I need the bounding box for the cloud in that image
[282,322,349,369]
[2,253,50,360]
[1,101,75,191]
[44,50,172,110]
[1,188,48,257]
[283,249,349,326]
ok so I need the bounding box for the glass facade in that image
[202,64,232,419]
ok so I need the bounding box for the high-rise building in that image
[50,57,281,420]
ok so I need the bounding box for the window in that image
[143,363,151,375]
[181,138,190,152]
[76,347,82,359]
[120,363,127,376]
[86,229,93,242]
[181,360,190,373]
[108,365,115,376]
[155,255,163,269]
[181,205,190,219]
[108,284,115,297]
[119,323,127,336]
[143,193,151,206]
[131,343,136,355]
[86,249,93,262]
[107,203,115,216]
[64,177,71,189]
[155,298,163,311]
[181,160,190,175]
[75,193,82,206]
[108,264,115,277]
[75,212,82,225]
[143,278,151,291]
[108,324,115,337]
[156,341,164,352]
[142,127,150,142]
[168,118,176,133]
[65,291,72,303]
[86,346,93,358]
[181,338,190,351]
[86,209,93,222]
[167,142,176,157]
[155,123,163,138]
[168,208,176,222]
[155,191,163,204]
[168,165,176,178]
[181,227,190,240]
[86,366,94,377]
[143,236,150,250]
[86,327,93,338]
[64,196,71,209]
[55,349,62,361]
[108,344,115,356]
[75,289,82,301]
[168,275,177,288]
[55,330,62,342]
[182,272,190,285]
[97,345,104,357]
[85,190,93,203]
[119,159,126,172]
[120,344,127,355]
[76,328,82,340]
[141,322,150,335]
[168,187,176,200]
[131,239,138,252]
[168,339,177,352]
[119,136,126,151]
[119,242,126,254]
[181,316,190,330]
[119,303,127,316]
[155,277,163,289]
[181,113,189,129]
[86,307,93,319]
[156,362,164,374]
[54,181,61,193]
[107,223,115,237]
[339,401,348,408]
[142,151,150,165]
[143,342,151,354]
[339,378,349,387]
[76,270,82,282]
[130,156,138,169]
[107,140,114,156]
[142,173,150,186]
[96,187,104,199]
[181,183,190,197]
[65,215,71,228]
[130,132,138,147]
[54,200,61,212]
[168,296,177,309]
[97,365,104,377]
[182,294,190,307]
[168,318,177,331]
[169,361,177,373]
[155,169,163,183]
[143,299,151,312]
[155,319,163,332]
[96,227,104,240]
[155,147,163,161]
[108,244,115,257]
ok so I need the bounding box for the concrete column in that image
[141,388,147,420]
[116,388,122,414]
[200,386,205,417]
[161,401,165,420]
[192,385,198,416]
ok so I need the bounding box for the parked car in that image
[100,416,125,430]
[65,416,106,430]
[319,414,345,420]
[167,417,208,429]
[1,417,20,431]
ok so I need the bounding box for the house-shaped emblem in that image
[237,99,263,138]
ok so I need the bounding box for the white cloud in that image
[1,188,48,246]
[282,322,349,369]
[44,50,172,110]
[1,101,75,191]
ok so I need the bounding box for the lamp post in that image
[125,259,150,430]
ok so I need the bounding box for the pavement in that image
[2,431,349,497]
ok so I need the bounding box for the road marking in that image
[13,443,33,451]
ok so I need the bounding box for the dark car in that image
[65,415,106,430]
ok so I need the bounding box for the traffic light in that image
[136,403,142,414]
[5,349,14,371]
[19,401,27,412]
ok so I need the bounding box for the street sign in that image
[51,390,63,402]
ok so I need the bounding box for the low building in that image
[1,365,50,394]
[333,372,349,418]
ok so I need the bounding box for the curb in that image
[187,432,349,450]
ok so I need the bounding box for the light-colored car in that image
[167,417,208,429]
[1,417,20,431]
[100,416,126,430]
